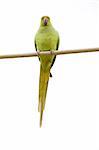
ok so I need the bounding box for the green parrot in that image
[34,16,59,127]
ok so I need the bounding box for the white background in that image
[0,0,98,150]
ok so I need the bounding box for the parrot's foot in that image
[50,72,52,77]
[37,50,40,56]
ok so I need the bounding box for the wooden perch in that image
[0,47,99,59]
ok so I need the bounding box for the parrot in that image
[34,16,59,127]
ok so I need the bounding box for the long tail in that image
[39,65,50,127]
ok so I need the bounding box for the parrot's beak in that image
[43,18,48,26]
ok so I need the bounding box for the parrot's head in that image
[40,16,51,26]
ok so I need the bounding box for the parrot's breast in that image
[36,28,58,51]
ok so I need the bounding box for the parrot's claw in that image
[37,50,40,56]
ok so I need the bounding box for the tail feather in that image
[40,106,43,127]
[39,65,50,127]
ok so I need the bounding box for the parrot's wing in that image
[50,36,59,68]
[35,39,41,61]
[34,38,37,51]
[56,36,60,50]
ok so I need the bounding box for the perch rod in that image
[0,48,99,59]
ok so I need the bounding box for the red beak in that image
[43,18,48,25]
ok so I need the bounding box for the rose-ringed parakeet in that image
[35,16,59,127]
